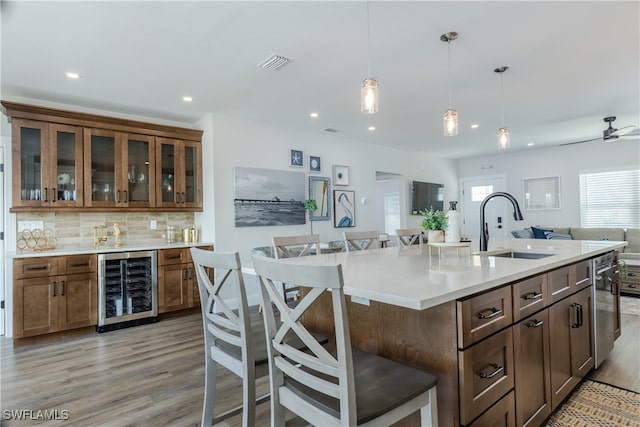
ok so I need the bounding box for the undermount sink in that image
[491,251,555,259]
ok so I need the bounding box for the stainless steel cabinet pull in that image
[61,280,65,296]
[188,266,193,280]
[182,268,187,280]
[26,265,48,271]
[628,272,637,277]
[630,284,637,288]
[571,302,583,328]
[43,187,49,202]
[166,254,181,260]
[124,190,128,203]
[527,319,544,328]
[52,188,56,202]
[523,291,542,300]
[116,190,121,203]
[479,363,504,379]
[182,192,186,204]
[52,281,57,297]
[478,307,502,320]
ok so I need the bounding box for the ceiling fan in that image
[561,116,640,146]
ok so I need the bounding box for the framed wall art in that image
[289,149,304,168]
[308,176,331,221]
[332,165,349,186]
[233,166,305,227]
[523,176,561,210]
[333,189,355,228]
[309,155,321,172]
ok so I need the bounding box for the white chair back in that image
[343,230,380,251]
[396,228,424,247]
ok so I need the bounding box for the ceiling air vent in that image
[324,128,339,133]
[258,54,293,71]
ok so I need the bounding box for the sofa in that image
[511,226,640,255]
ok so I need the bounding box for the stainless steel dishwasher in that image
[97,250,158,332]
[592,252,618,368]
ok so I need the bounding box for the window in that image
[383,193,401,235]
[470,185,493,202]
[579,169,640,228]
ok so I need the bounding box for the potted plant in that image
[421,208,448,242]
[304,199,318,234]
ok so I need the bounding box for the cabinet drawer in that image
[468,390,515,427]
[60,254,97,274]
[158,248,188,265]
[548,265,572,303]
[459,328,515,425]
[620,280,640,295]
[512,274,547,322]
[457,286,513,348]
[574,260,591,291]
[622,265,640,284]
[14,258,58,279]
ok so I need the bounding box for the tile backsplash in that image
[16,212,196,249]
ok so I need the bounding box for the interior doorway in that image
[0,147,5,335]
[375,172,403,237]
[461,176,506,242]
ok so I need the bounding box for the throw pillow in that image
[544,231,573,240]
[531,226,553,239]
[511,228,534,239]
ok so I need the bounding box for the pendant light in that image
[441,32,459,136]
[495,66,510,149]
[361,0,378,114]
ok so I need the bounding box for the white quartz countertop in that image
[6,241,215,259]
[252,238,626,311]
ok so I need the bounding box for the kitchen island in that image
[255,238,626,426]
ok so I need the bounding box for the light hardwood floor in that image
[2,303,638,426]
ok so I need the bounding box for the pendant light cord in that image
[366,0,372,78]
[447,40,452,109]
[500,73,505,126]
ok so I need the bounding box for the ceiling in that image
[2,1,639,159]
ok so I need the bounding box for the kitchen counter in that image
[253,238,626,310]
[6,241,215,259]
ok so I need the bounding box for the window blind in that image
[579,169,640,228]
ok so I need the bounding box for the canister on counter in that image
[166,226,176,243]
[183,227,191,243]
[189,226,199,243]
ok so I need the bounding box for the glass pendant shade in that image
[443,108,458,136]
[498,127,510,149]
[361,77,379,114]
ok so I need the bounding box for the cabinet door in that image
[14,277,58,338]
[156,138,202,209]
[187,263,200,308]
[58,273,98,330]
[570,287,594,378]
[513,310,551,427]
[123,134,156,208]
[12,119,49,207]
[158,263,189,313]
[84,129,119,208]
[50,124,84,207]
[468,391,515,427]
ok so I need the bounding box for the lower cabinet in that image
[157,246,211,313]
[548,286,594,408]
[513,310,551,427]
[469,391,515,427]
[13,255,97,338]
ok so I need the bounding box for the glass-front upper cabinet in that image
[84,129,117,208]
[156,138,202,209]
[84,130,156,208]
[123,134,155,208]
[12,119,83,208]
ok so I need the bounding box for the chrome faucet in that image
[479,192,524,252]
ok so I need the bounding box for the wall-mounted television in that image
[411,181,444,215]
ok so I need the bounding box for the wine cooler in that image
[98,250,158,332]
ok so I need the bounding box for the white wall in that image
[458,141,640,231]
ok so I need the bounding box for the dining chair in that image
[190,248,270,427]
[252,255,439,427]
[343,230,380,251]
[272,234,321,305]
[395,228,424,247]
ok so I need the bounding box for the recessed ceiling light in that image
[470,123,479,129]
[527,142,535,146]
[182,96,193,102]
[66,72,80,79]
[309,112,319,118]
[368,126,376,131]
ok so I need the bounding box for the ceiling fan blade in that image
[612,125,640,137]
[560,137,601,146]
